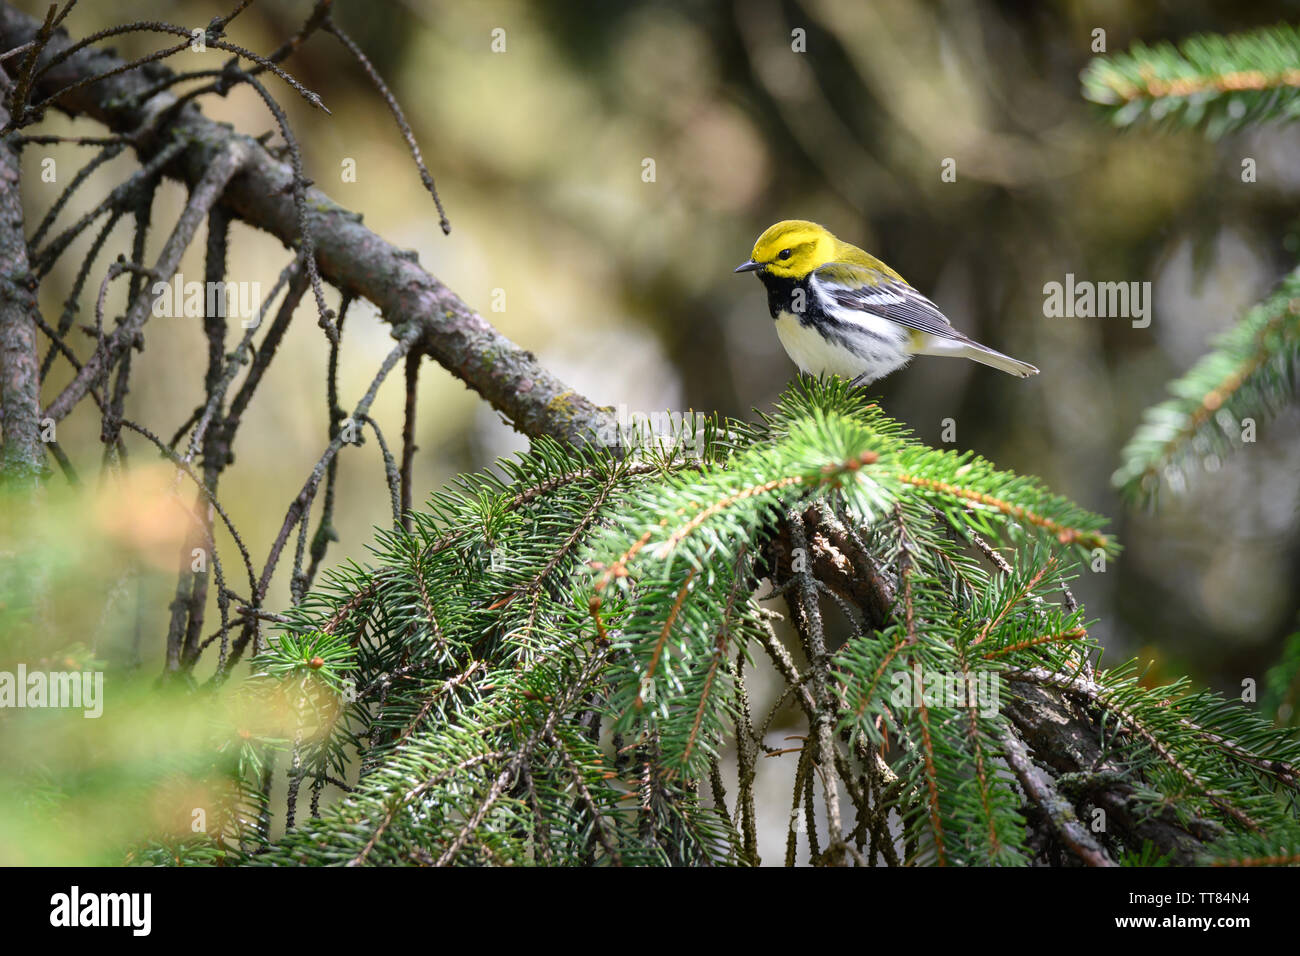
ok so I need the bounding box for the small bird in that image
[735,220,1038,386]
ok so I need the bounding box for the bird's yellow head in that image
[735,220,837,279]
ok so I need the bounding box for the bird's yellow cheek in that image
[762,263,803,280]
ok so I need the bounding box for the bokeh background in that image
[7,0,1300,861]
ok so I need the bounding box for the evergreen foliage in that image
[1083,24,1300,136]
[1084,25,1300,502]
[139,381,1299,866]
[1112,271,1300,501]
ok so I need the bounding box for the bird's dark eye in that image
[778,248,793,260]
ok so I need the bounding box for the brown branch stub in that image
[997,722,1117,867]
[1003,680,1211,865]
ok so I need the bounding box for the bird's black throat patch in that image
[757,272,819,326]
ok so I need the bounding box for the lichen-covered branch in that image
[0,99,43,486]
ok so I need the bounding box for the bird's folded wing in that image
[813,261,966,341]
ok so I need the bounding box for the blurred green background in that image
[6,0,1300,861]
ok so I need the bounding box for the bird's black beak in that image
[733,259,762,274]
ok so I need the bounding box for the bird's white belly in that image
[772,311,910,381]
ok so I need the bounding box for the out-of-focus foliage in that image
[1084,24,1300,136]
[1112,267,1300,501]
[1084,23,1300,505]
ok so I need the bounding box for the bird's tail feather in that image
[962,343,1038,378]
[920,337,1039,378]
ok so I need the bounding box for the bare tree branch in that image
[43,137,249,421]
[0,3,616,446]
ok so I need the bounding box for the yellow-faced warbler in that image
[735,220,1038,386]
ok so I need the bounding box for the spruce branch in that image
[1113,270,1300,501]
[1083,24,1300,136]
[122,376,1297,866]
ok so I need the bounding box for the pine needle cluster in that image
[136,381,1299,866]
